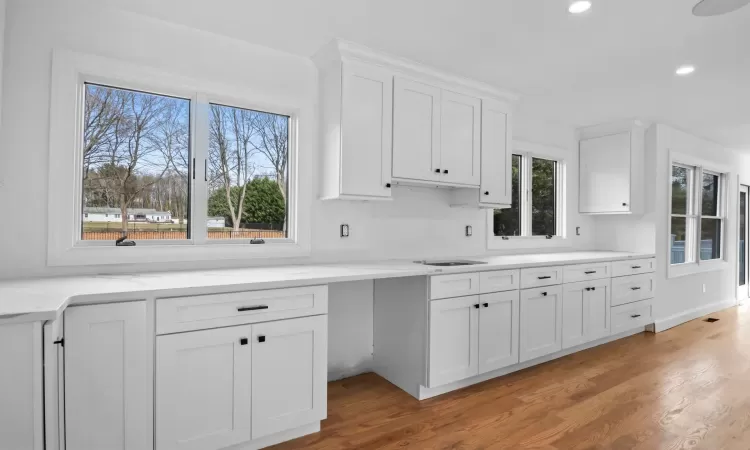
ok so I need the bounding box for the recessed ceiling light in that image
[676,65,696,76]
[569,1,592,14]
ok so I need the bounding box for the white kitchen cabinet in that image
[480,98,512,206]
[392,77,442,183]
[251,315,327,440]
[156,326,252,450]
[64,302,151,450]
[519,286,563,362]
[428,295,479,387]
[562,280,611,349]
[579,121,645,214]
[440,90,481,186]
[478,290,519,373]
[317,56,394,201]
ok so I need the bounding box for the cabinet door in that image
[586,280,611,341]
[478,291,519,374]
[519,286,563,362]
[562,283,587,350]
[440,90,480,186]
[156,326,252,450]
[340,60,393,198]
[252,315,327,440]
[428,295,479,387]
[392,77,441,182]
[480,99,512,206]
[579,132,631,213]
[65,302,151,450]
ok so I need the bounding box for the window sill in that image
[667,260,728,278]
[487,236,572,251]
[48,242,311,267]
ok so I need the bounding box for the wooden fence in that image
[82,230,286,241]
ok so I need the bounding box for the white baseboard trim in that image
[227,422,320,450]
[417,327,646,401]
[653,298,737,333]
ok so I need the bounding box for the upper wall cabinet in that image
[317,58,394,201]
[579,121,646,214]
[314,40,517,203]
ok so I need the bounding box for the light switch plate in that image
[465,225,472,237]
[340,224,350,238]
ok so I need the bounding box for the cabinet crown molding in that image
[313,39,519,104]
[577,119,648,141]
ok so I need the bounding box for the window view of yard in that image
[81,84,289,241]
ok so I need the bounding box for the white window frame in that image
[668,151,729,278]
[487,141,568,250]
[48,50,312,266]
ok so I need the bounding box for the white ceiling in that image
[111,0,750,148]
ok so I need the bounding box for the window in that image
[669,161,726,269]
[77,84,292,245]
[493,152,563,240]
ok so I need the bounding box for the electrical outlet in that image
[576,226,581,236]
[465,225,472,237]
[340,224,349,238]
[702,283,706,293]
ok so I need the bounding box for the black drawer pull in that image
[239,338,248,345]
[541,292,548,296]
[584,271,597,274]
[591,287,596,291]
[237,305,269,312]
[537,276,552,280]
[435,168,441,173]
[585,287,591,291]
[474,304,480,309]
[483,303,489,308]
[631,265,642,269]
[630,287,641,291]
[258,335,266,343]
[631,314,641,318]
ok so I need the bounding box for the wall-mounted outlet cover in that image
[340,224,350,238]
[465,225,472,237]
[576,226,581,236]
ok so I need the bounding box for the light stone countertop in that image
[0,251,654,323]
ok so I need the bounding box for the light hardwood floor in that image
[269,306,750,449]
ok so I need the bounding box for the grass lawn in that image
[83,221,188,231]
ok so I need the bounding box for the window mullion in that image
[191,93,209,245]
[522,153,532,237]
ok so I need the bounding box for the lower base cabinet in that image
[519,286,563,363]
[156,315,328,450]
[562,279,611,349]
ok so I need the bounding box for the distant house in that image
[83,207,172,223]
[206,217,226,228]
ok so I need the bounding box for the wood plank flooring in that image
[269,306,750,450]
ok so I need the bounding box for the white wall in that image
[0,0,595,281]
[595,123,745,328]
[0,0,5,126]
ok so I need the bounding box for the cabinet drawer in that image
[480,269,520,294]
[611,299,653,334]
[520,266,564,289]
[156,285,328,334]
[430,273,480,300]
[611,274,654,307]
[563,262,612,284]
[612,258,655,277]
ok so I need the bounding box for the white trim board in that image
[414,327,648,401]
[653,298,737,333]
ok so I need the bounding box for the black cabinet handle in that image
[585,287,591,291]
[537,276,552,280]
[53,338,64,347]
[435,168,441,173]
[484,191,490,195]
[622,202,627,206]
[541,292,548,296]
[385,183,391,188]
[258,335,266,343]
[483,303,489,308]
[584,271,596,274]
[474,304,480,309]
[237,305,269,312]
[631,287,641,291]
[631,265,642,269]
[443,169,449,174]
[591,287,596,291]
[631,314,641,318]
[240,338,248,345]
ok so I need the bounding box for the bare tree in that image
[253,113,289,203]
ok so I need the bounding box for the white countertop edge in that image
[0,251,655,324]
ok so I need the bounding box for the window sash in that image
[75,81,298,247]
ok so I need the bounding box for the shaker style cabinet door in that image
[478,290,519,374]
[428,295,480,387]
[579,132,632,213]
[439,90,481,186]
[156,325,253,450]
[519,286,563,362]
[480,98,512,206]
